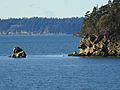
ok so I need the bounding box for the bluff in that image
[69,0,120,56]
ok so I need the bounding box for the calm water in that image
[0,35,120,90]
[0,35,79,56]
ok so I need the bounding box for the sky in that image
[0,0,108,19]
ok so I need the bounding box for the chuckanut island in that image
[69,0,120,57]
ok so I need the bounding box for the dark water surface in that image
[0,35,120,90]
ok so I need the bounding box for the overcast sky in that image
[0,0,108,19]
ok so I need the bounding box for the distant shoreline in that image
[0,33,73,36]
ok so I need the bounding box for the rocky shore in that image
[68,35,120,57]
[69,0,120,57]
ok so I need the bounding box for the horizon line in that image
[0,16,84,20]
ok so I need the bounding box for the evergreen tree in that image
[108,0,112,6]
[113,0,120,3]
[80,0,120,41]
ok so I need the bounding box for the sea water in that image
[0,35,120,90]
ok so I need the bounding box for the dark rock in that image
[13,47,23,53]
[69,34,120,57]
[90,35,96,42]
[80,44,87,50]
[68,51,80,56]
[89,43,93,48]
[10,47,27,58]
[94,35,104,44]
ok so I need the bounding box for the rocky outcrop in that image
[10,47,27,58]
[68,35,120,57]
[69,0,120,57]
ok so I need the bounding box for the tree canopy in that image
[80,0,120,41]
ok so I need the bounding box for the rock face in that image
[10,47,27,58]
[68,35,120,57]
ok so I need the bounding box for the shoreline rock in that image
[69,35,120,57]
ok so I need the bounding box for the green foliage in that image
[96,14,110,28]
[80,0,120,41]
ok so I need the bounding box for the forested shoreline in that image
[0,17,83,35]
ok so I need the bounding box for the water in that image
[0,35,79,56]
[0,35,120,90]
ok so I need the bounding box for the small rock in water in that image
[68,51,80,56]
[10,47,27,58]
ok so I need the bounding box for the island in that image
[69,0,120,56]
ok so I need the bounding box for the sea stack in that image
[10,47,27,58]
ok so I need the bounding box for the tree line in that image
[0,17,83,35]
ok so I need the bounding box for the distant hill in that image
[0,17,83,35]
